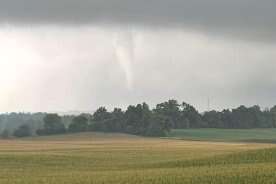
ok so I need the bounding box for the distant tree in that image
[89,120,106,132]
[125,105,140,134]
[1,129,10,139]
[154,100,181,128]
[68,115,88,133]
[109,108,125,132]
[13,124,32,138]
[3,100,276,138]
[94,108,125,132]
[221,109,232,128]
[230,105,260,129]
[270,106,276,128]
[146,114,171,137]
[261,109,274,128]
[181,102,205,128]
[62,115,75,128]
[88,107,112,132]
[140,103,153,134]
[125,103,152,135]
[202,105,274,129]
[93,107,111,122]
[37,114,66,135]
[203,110,224,128]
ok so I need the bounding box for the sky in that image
[0,0,276,113]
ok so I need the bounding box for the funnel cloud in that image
[113,29,135,90]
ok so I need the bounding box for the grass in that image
[168,128,276,142]
[0,132,276,183]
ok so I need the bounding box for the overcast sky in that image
[0,0,276,113]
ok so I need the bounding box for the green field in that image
[168,128,276,142]
[1,132,276,184]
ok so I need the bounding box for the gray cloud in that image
[1,27,276,112]
[1,1,276,112]
[0,0,275,42]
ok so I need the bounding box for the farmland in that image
[168,128,276,142]
[1,132,276,184]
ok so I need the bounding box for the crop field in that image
[1,132,276,184]
[168,128,276,142]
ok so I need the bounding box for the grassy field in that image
[168,128,276,142]
[1,132,276,183]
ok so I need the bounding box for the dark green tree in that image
[270,106,276,128]
[146,114,171,137]
[105,108,125,132]
[125,103,152,135]
[154,100,181,128]
[93,107,111,122]
[13,124,32,138]
[203,110,223,128]
[1,129,10,139]
[181,102,204,128]
[37,114,66,135]
[68,115,89,133]
[89,107,111,132]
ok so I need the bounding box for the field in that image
[1,132,276,184]
[168,128,276,142]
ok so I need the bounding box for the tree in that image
[270,106,276,128]
[181,102,204,128]
[88,107,112,132]
[154,100,181,128]
[93,107,111,122]
[203,110,223,128]
[99,108,125,132]
[221,109,232,128]
[110,108,125,132]
[13,125,32,138]
[37,114,66,135]
[146,114,171,137]
[1,129,10,139]
[231,105,259,129]
[125,103,152,135]
[68,115,88,133]
[89,120,106,132]
[125,105,140,134]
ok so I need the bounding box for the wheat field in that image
[0,133,276,184]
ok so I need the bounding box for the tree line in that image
[1,99,276,138]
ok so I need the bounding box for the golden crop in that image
[0,132,275,184]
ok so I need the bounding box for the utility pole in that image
[207,97,210,112]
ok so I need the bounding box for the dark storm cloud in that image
[0,0,275,41]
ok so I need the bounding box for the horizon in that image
[0,101,274,115]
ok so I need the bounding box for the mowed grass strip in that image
[0,132,276,184]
